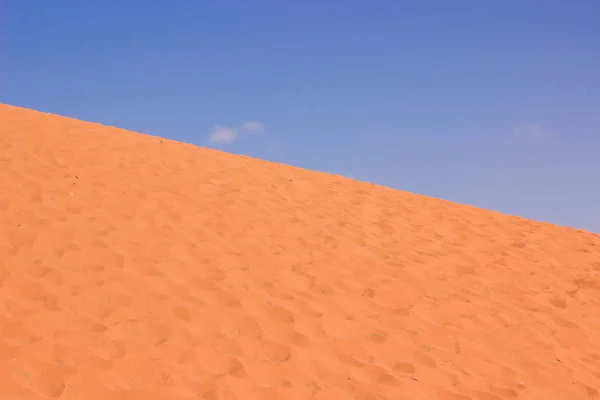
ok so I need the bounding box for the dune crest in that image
[1,103,599,399]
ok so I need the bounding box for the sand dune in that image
[1,103,599,399]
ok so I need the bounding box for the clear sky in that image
[2,1,599,232]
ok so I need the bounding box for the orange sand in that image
[1,103,599,399]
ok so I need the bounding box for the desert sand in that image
[0,103,599,399]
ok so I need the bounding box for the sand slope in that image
[1,103,599,399]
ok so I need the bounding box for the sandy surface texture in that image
[1,103,600,399]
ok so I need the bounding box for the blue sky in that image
[2,1,599,232]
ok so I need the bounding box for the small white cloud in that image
[209,126,237,144]
[242,121,264,132]
[514,124,548,141]
[208,120,265,145]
